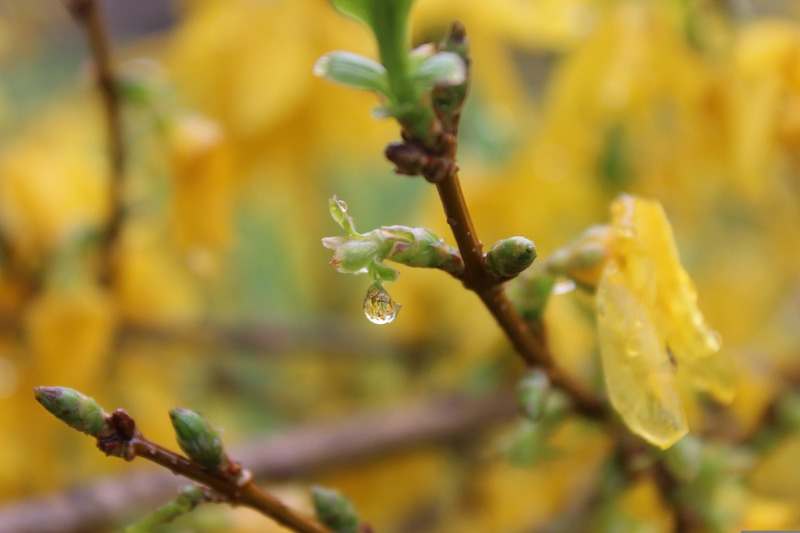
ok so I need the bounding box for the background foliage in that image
[0,0,799,531]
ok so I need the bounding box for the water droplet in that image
[625,338,643,358]
[364,283,399,325]
[552,280,576,295]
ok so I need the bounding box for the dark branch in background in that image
[63,0,125,285]
[0,392,516,533]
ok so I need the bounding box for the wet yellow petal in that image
[611,194,735,403]
[596,260,687,449]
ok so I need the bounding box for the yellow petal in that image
[597,260,687,449]
[611,194,735,403]
[749,432,800,500]
[24,283,116,388]
[168,113,234,275]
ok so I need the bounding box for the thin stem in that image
[63,0,125,285]
[130,439,332,533]
[4,393,515,533]
[431,143,607,419]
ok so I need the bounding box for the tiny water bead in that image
[363,283,399,325]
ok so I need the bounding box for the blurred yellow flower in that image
[595,194,735,448]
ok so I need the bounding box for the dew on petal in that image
[364,283,399,325]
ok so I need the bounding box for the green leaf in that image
[328,196,360,236]
[330,0,373,26]
[314,52,391,97]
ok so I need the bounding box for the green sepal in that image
[34,386,111,438]
[311,486,360,533]
[486,236,537,278]
[169,407,229,471]
[313,51,391,97]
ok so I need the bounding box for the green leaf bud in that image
[314,52,391,97]
[311,486,360,533]
[34,386,111,437]
[517,369,551,421]
[486,236,537,278]
[546,225,611,288]
[169,407,228,471]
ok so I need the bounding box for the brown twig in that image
[387,23,607,420]
[63,0,125,285]
[0,392,516,533]
[93,409,333,533]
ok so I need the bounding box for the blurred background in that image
[0,0,799,531]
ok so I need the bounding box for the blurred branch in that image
[117,416,333,533]
[63,0,125,285]
[0,313,411,358]
[0,392,516,533]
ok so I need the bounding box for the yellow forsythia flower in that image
[24,281,117,389]
[167,112,234,275]
[596,195,735,448]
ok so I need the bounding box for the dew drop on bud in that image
[364,283,399,325]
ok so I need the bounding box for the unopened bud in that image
[546,225,612,288]
[34,386,111,437]
[311,486,360,533]
[169,407,229,470]
[486,237,537,278]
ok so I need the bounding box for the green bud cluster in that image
[34,386,111,438]
[322,196,463,285]
[169,407,229,471]
[311,486,360,533]
[314,0,467,142]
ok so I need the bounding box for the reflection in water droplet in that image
[364,283,399,325]
[552,280,576,295]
